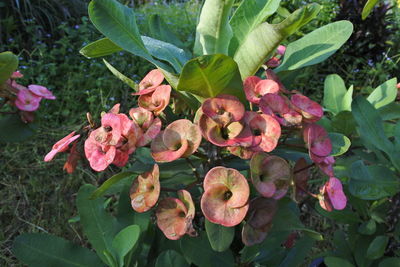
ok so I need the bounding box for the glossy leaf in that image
[148,14,185,49]
[358,220,376,235]
[90,172,136,200]
[229,0,281,55]
[367,78,397,109]
[366,235,389,260]
[103,59,137,90]
[194,0,234,55]
[177,54,245,101]
[379,102,400,120]
[331,111,356,136]
[278,236,315,267]
[155,250,189,267]
[315,203,361,224]
[205,219,235,252]
[234,4,320,79]
[12,233,104,267]
[328,132,351,156]
[180,232,234,267]
[323,74,349,114]
[379,257,400,267]
[362,0,380,20]
[324,256,355,267]
[0,114,37,143]
[80,38,122,58]
[77,184,119,265]
[276,21,353,72]
[112,225,140,267]
[349,161,400,200]
[0,51,18,84]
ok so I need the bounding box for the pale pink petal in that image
[44,132,80,162]
[28,85,56,100]
[15,88,42,112]
[202,95,245,126]
[133,69,165,95]
[291,94,323,123]
[130,164,160,212]
[326,177,347,210]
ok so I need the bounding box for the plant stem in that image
[293,163,315,174]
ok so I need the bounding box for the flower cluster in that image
[44,68,347,245]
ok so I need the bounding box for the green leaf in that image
[329,132,351,156]
[103,250,118,267]
[229,0,281,56]
[103,59,137,90]
[77,184,119,265]
[331,111,356,136]
[88,0,172,73]
[352,97,392,154]
[278,236,315,267]
[315,203,361,224]
[148,14,185,49]
[342,85,354,111]
[358,220,376,235]
[155,250,189,267]
[112,225,140,267]
[0,114,37,143]
[205,219,235,252]
[180,231,234,267]
[379,257,400,267]
[362,0,380,20]
[0,51,18,84]
[349,161,400,200]
[80,38,122,58]
[323,74,348,114]
[367,78,397,109]
[194,0,234,55]
[379,102,400,120]
[325,256,355,267]
[12,233,104,267]
[90,172,136,200]
[234,4,320,79]
[276,21,353,72]
[366,235,389,260]
[177,54,245,102]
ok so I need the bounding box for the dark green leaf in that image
[316,203,361,224]
[331,111,356,136]
[90,172,136,200]
[276,21,353,73]
[379,102,400,120]
[103,59,137,90]
[148,14,185,49]
[155,250,189,267]
[329,132,351,156]
[366,235,389,260]
[0,51,18,84]
[278,236,315,267]
[205,219,235,252]
[325,256,355,267]
[358,220,376,235]
[367,78,397,109]
[80,38,122,58]
[180,231,234,267]
[0,114,37,143]
[379,257,400,267]
[177,54,245,102]
[77,184,119,265]
[112,225,140,267]
[12,233,104,267]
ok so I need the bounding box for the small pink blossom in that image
[44,131,80,162]
[133,69,164,96]
[277,45,286,56]
[28,85,56,100]
[266,56,281,68]
[291,94,323,123]
[319,177,347,211]
[138,85,171,116]
[243,77,279,104]
[84,129,116,172]
[11,71,23,79]
[15,88,42,111]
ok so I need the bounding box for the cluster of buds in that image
[44,68,347,245]
[0,71,56,122]
[265,45,286,68]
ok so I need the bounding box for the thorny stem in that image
[293,163,315,174]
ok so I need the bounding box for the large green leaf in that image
[88,0,172,73]
[103,59,137,90]
[90,171,136,200]
[275,21,353,72]
[362,0,380,20]
[315,204,361,224]
[177,54,245,101]
[234,4,320,79]
[0,114,37,143]
[194,0,234,55]
[329,132,351,156]
[379,257,400,267]
[80,38,122,58]
[278,236,315,267]
[77,184,119,265]
[349,161,400,200]
[148,14,185,49]
[111,225,140,267]
[12,233,104,267]
[180,232,234,267]
[325,256,355,267]
[205,219,235,252]
[367,78,397,109]
[229,0,281,56]
[351,97,392,154]
[323,74,350,115]
[155,250,189,267]
[0,51,18,85]
[366,235,389,260]
[331,111,356,136]
[379,102,400,120]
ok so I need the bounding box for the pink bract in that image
[322,177,347,211]
[266,56,281,68]
[93,113,123,146]
[63,141,80,174]
[277,45,286,56]
[265,69,290,94]
[129,107,162,147]
[151,131,189,162]
[138,85,171,116]
[44,131,80,162]
[108,103,120,114]
[84,129,116,172]
[130,164,160,213]
[28,85,56,100]
[250,153,291,199]
[11,71,23,79]
[15,88,42,112]
[201,167,249,227]
[133,69,164,95]
[291,94,323,123]
[260,94,302,126]
[304,124,332,157]
[202,95,245,126]
[243,77,279,104]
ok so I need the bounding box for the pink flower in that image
[63,141,80,174]
[133,69,164,96]
[266,56,281,68]
[11,71,23,79]
[277,45,286,56]
[129,107,162,147]
[243,76,279,104]
[319,177,347,211]
[138,85,171,116]
[291,94,323,123]
[84,129,116,172]
[28,85,56,100]
[44,131,80,162]
[15,88,42,111]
